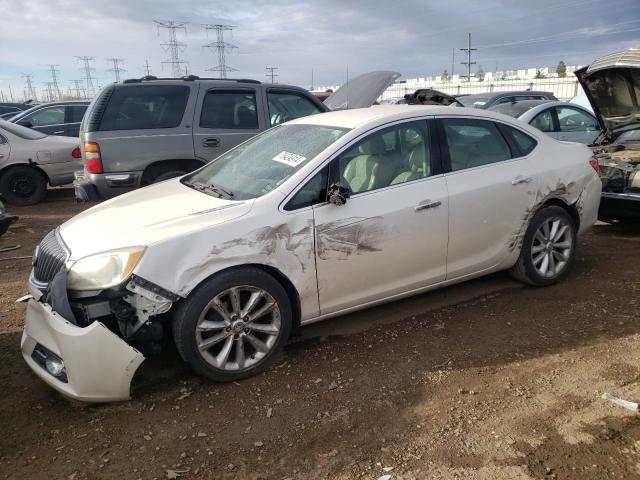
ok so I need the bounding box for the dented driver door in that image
[313,119,449,316]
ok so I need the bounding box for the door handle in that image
[414,200,441,212]
[202,138,220,148]
[0,154,4,159]
[511,176,533,185]
[52,131,64,135]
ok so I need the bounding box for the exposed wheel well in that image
[182,264,302,330]
[141,159,204,185]
[539,197,580,231]
[0,163,50,185]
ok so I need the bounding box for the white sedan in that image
[0,119,81,205]
[21,105,601,402]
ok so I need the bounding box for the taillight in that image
[84,142,103,174]
[71,147,81,159]
[589,155,600,174]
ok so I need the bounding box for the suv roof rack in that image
[122,76,261,84]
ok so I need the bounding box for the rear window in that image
[501,125,538,155]
[200,90,259,130]
[99,85,189,131]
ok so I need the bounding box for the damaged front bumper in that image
[21,299,145,403]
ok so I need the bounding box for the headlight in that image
[67,246,146,291]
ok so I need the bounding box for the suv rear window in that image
[99,85,189,131]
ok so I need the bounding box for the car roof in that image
[288,104,524,130]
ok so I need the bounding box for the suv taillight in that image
[589,155,600,174]
[84,142,103,174]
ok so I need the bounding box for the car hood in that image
[324,71,401,110]
[59,179,253,260]
[575,48,640,139]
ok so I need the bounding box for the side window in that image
[200,90,259,130]
[494,96,514,106]
[268,92,323,126]
[99,85,190,131]
[284,167,328,211]
[334,121,430,195]
[67,105,88,123]
[0,107,19,115]
[0,134,6,145]
[501,125,538,156]
[28,106,65,126]
[442,118,512,172]
[530,109,554,132]
[556,106,599,132]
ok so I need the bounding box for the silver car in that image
[0,120,81,205]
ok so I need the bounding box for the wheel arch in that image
[140,158,205,185]
[538,196,580,231]
[0,162,51,185]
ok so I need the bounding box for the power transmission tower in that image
[70,80,84,99]
[77,56,97,97]
[46,64,62,99]
[459,33,477,82]
[265,66,278,83]
[154,20,188,77]
[203,24,237,79]
[22,73,37,101]
[106,58,126,82]
[44,82,55,102]
[143,59,152,76]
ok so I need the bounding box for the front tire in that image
[0,166,47,205]
[172,268,293,382]
[510,206,576,286]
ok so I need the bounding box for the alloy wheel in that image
[530,216,573,278]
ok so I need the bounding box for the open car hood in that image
[324,71,401,110]
[575,48,640,139]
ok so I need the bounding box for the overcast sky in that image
[0,0,639,98]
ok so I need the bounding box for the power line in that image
[265,66,278,83]
[77,56,96,98]
[106,58,126,82]
[203,24,238,79]
[46,64,62,99]
[154,20,188,77]
[459,32,477,82]
[21,73,37,102]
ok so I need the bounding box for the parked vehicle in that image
[9,101,89,137]
[576,48,640,222]
[404,89,462,106]
[74,72,398,201]
[457,91,558,109]
[488,100,600,144]
[0,201,17,237]
[0,101,36,117]
[0,120,81,205]
[21,104,601,402]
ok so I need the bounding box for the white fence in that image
[381,77,584,102]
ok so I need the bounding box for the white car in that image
[0,119,81,205]
[21,105,601,402]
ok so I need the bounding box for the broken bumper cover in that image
[21,299,145,403]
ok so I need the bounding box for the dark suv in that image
[74,76,329,200]
[456,91,558,109]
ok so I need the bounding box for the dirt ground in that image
[1,188,640,480]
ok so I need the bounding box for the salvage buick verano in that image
[21,105,601,402]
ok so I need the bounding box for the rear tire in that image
[0,166,47,206]
[510,206,576,286]
[172,268,293,382]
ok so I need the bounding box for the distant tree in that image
[441,69,450,82]
[556,60,567,78]
[476,65,485,81]
[534,69,546,79]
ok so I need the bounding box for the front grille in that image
[33,230,67,284]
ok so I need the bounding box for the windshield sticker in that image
[272,151,307,167]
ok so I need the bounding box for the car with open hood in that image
[73,71,399,202]
[575,48,640,222]
[21,104,600,402]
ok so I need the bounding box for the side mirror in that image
[327,182,350,206]
[18,120,32,128]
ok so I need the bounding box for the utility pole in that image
[106,58,126,82]
[202,24,237,79]
[7,84,14,102]
[70,80,83,99]
[143,59,152,76]
[21,74,37,101]
[265,66,278,83]
[451,48,455,78]
[44,82,55,102]
[77,56,96,97]
[311,68,314,90]
[46,64,62,99]
[459,33,477,82]
[154,20,188,77]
